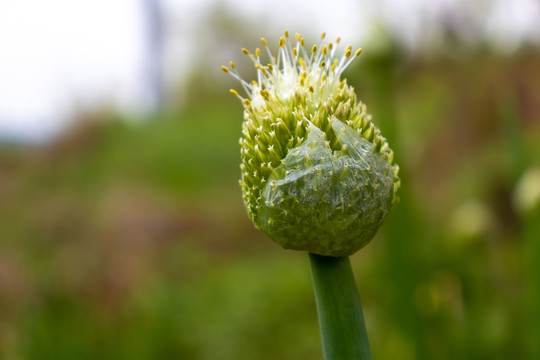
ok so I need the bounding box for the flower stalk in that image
[309,253,372,360]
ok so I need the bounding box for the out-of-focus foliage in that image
[1,41,539,360]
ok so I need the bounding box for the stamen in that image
[321,45,327,55]
[224,31,363,108]
[226,65,253,94]
[345,45,352,58]
[284,32,296,68]
[261,37,276,67]
[260,89,270,101]
[298,36,309,59]
[255,64,267,76]
[309,45,318,65]
[339,48,363,78]
[330,60,338,73]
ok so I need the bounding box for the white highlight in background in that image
[0,0,145,141]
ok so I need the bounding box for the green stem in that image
[309,253,372,360]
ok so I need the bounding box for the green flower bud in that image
[224,31,400,256]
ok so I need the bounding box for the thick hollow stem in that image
[309,253,372,360]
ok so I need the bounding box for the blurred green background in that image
[1,7,540,360]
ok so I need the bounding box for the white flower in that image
[222,31,362,113]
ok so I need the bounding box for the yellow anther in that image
[284,29,289,38]
[301,71,307,78]
[279,37,285,48]
[330,63,337,72]
[322,74,326,82]
[230,89,238,96]
[261,37,268,46]
[336,36,341,44]
[321,45,327,55]
[295,33,302,41]
[242,48,249,55]
[300,78,305,86]
[229,61,236,69]
[320,61,326,68]
[267,63,273,71]
[309,85,314,93]
[252,80,258,86]
[255,48,261,57]
[328,43,333,50]
[298,58,306,68]
[321,32,326,40]
[312,45,317,53]
[300,38,305,46]
[292,48,297,57]
[244,98,252,106]
[254,64,264,73]
[345,49,352,58]
[355,48,362,57]
[221,66,230,73]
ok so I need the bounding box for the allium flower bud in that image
[223,31,400,256]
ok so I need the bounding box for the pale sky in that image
[0,0,539,142]
[0,0,148,141]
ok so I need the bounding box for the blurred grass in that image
[0,45,539,359]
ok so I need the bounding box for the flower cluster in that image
[223,31,400,256]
